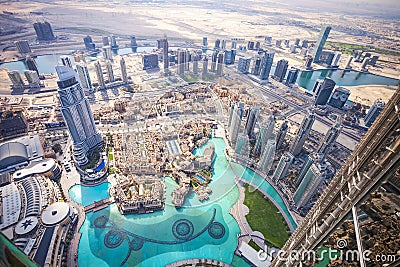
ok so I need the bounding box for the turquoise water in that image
[297,69,399,91]
[69,182,111,206]
[71,137,295,266]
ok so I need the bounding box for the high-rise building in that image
[75,63,92,91]
[159,37,169,72]
[364,98,385,127]
[317,122,342,158]
[313,26,331,63]
[314,77,336,106]
[251,56,262,76]
[102,36,109,46]
[224,49,236,65]
[110,35,118,49]
[293,163,323,207]
[244,106,259,138]
[235,133,250,157]
[258,138,276,174]
[228,102,245,145]
[83,35,96,51]
[270,90,400,267]
[56,65,102,166]
[33,22,55,41]
[328,87,350,109]
[130,36,138,48]
[260,51,274,80]
[24,70,40,87]
[7,71,24,89]
[210,50,218,73]
[105,61,114,83]
[304,55,313,69]
[295,154,315,186]
[301,39,308,48]
[192,52,199,75]
[285,67,299,85]
[202,56,208,77]
[221,39,226,50]
[177,49,185,76]
[276,119,288,150]
[25,55,39,76]
[120,57,128,83]
[184,49,190,71]
[275,40,282,47]
[94,61,105,89]
[216,51,224,76]
[202,37,208,48]
[237,57,252,74]
[102,46,113,62]
[142,53,159,70]
[289,109,315,156]
[14,40,31,54]
[331,52,341,67]
[214,39,221,49]
[344,56,353,69]
[274,59,288,82]
[294,38,300,46]
[231,40,237,49]
[253,115,275,158]
[272,152,294,181]
[247,41,255,50]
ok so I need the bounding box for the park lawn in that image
[243,184,289,248]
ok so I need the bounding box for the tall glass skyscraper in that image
[313,26,331,63]
[56,65,102,166]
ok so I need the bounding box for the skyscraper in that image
[25,55,39,76]
[83,35,96,51]
[253,115,275,158]
[102,36,109,46]
[14,40,31,54]
[177,49,185,76]
[56,65,102,166]
[313,26,331,63]
[94,61,105,89]
[221,39,226,50]
[24,70,40,87]
[258,138,276,174]
[202,37,208,48]
[244,106,259,138]
[102,46,113,62]
[210,50,218,73]
[285,67,299,86]
[224,49,236,65]
[364,99,385,127]
[216,51,224,76]
[260,51,274,80]
[289,109,315,156]
[274,59,288,82]
[295,154,315,186]
[304,55,313,69]
[235,133,250,157]
[314,77,336,106]
[276,119,288,150]
[33,22,55,41]
[317,122,342,158]
[110,35,118,49]
[228,102,245,146]
[185,49,190,71]
[120,57,128,83]
[272,152,294,181]
[214,39,220,49]
[192,52,199,75]
[159,37,169,72]
[106,61,114,83]
[130,36,138,48]
[202,56,208,77]
[237,57,252,74]
[293,163,323,207]
[251,56,262,76]
[142,54,159,70]
[7,71,24,89]
[328,87,350,109]
[75,63,92,91]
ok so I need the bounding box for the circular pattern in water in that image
[104,230,126,248]
[208,222,225,239]
[130,237,144,251]
[172,219,194,240]
[94,215,108,228]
